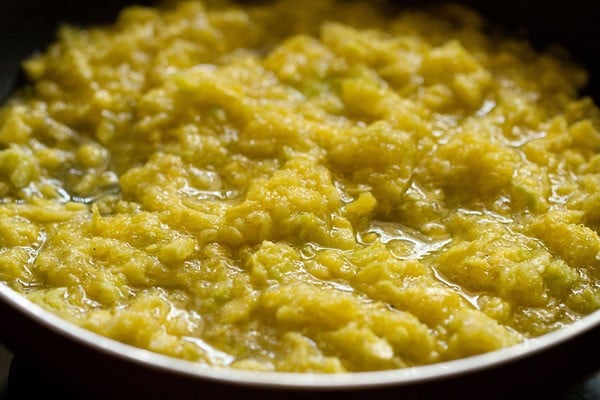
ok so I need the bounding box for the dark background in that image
[0,0,599,399]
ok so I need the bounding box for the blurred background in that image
[0,345,9,395]
[1,0,599,102]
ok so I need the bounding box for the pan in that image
[1,0,599,399]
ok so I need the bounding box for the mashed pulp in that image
[1,0,600,372]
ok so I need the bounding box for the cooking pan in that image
[1,0,599,399]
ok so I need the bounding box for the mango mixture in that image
[1,0,600,372]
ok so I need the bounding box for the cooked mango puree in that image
[1,0,600,372]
